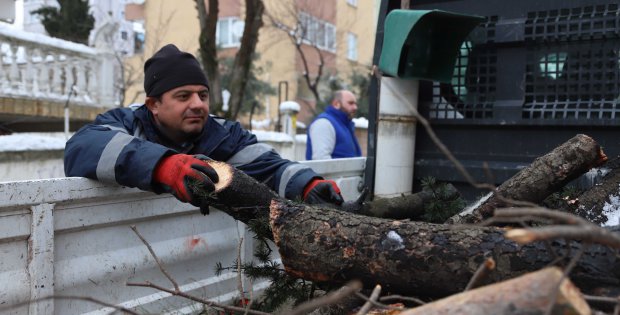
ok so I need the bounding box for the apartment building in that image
[123,0,377,127]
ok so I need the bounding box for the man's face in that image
[146,85,210,142]
[334,91,358,119]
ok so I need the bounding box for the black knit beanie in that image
[143,44,209,97]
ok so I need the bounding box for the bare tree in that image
[196,0,223,113]
[227,0,265,120]
[121,3,177,106]
[196,0,265,121]
[264,1,344,116]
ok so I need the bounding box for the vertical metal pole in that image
[364,0,394,198]
[276,81,288,132]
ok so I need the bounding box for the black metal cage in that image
[367,0,620,200]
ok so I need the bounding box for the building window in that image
[217,17,244,48]
[347,32,358,61]
[347,0,358,7]
[299,12,336,52]
[133,21,145,54]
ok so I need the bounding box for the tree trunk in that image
[207,161,278,239]
[448,134,608,224]
[228,0,264,120]
[269,199,620,298]
[401,267,591,315]
[196,0,223,113]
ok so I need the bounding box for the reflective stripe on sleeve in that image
[226,143,275,167]
[101,124,129,133]
[96,132,134,183]
[278,163,311,197]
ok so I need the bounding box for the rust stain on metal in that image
[186,236,206,251]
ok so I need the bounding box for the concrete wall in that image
[0,150,64,182]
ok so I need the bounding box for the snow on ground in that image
[0,133,68,151]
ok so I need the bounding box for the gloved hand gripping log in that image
[153,154,219,215]
[152,154,345,218]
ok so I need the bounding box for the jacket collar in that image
[325,105,353,127]
[325,105,352,125]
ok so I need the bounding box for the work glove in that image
[303,178,344,206]
[153,154,219,215]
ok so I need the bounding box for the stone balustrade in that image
[0,24,119,108]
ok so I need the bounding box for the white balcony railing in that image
[0,24,119,108]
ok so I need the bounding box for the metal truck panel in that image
[0,158,365,314]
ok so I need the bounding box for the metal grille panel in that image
[429,17,498,119]
[523,4,620,119]
[524,4,620,41]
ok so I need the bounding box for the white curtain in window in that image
[347,32,358,60]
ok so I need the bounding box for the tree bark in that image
[269,199,620,298]
[448,134,608,224]
[205,161,278,239]
[573,156,620,225]
[401,267,591,315]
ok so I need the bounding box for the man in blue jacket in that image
[64,44,343,212]
[306,90,362,160]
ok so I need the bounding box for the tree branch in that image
[0,295,140,314]
[126,281,270,315]
[506,225,620,248]
[357,285,382,315]
[288,280,363,315]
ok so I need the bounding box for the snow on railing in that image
[0,24,119,107]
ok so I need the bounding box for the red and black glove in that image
[303,178,344,206]
[153,154,219,214]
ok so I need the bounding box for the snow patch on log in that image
[464,192,493,214]
[382,230,404,251]
[578,167,610,190]
[602,184,620,227]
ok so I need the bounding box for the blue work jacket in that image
[64,105,318,200]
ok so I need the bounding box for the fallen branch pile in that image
[105,133,618,314]
[191,134,620,315]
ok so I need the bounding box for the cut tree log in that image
[269,199,620,298]
[207,161,460,222]
[400,267,591,315]
[447,134,608,224]
[204,160,619,298]
[207,160,279,239]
